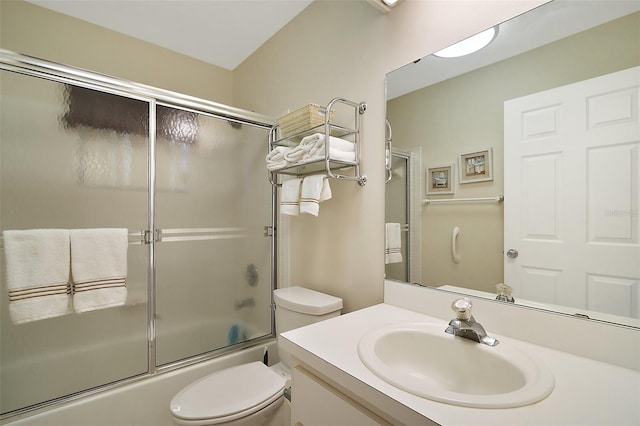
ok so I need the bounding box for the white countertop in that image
[281,303,640,425]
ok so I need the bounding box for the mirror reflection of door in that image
[385,153,410,282]
[504,66,640,319]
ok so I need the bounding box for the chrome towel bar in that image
[0,227,269,249]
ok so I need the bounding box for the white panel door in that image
[504,67,640,318]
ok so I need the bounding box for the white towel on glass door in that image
[70,228,128,313]
[280,178,303,216]
[385,223,403,264]
[300,175,332,216]
[2,229,72,324]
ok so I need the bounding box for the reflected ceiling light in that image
[366,0,402,13]
[434,27,497,58]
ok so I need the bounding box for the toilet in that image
[170,286,343,426]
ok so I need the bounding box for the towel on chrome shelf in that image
[385,223,403,264]
[283,145,307,163]
[2,229,72,324]
[266,146,291,171]
[300,175,332,216]
[70,228,128,313]
[299,133,356,153]
[305,149,356,163]
[299,133,356,163]
[280,178,303,216]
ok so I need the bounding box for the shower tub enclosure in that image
[0,50,276,419]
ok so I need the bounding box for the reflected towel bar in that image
[423,195,504,205]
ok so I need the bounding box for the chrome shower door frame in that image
[0,49,277,420]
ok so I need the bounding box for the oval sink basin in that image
[358,322,554,408]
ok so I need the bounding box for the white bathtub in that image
[3,333,277,426]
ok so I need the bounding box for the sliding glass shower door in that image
[0,71,150,414]
[0,52,274,417]
[154,105,273,366]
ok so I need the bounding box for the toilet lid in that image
[170,361,285,422]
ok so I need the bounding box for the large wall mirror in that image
[385,0,639,328]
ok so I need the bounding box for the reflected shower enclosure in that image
[385,153,410,282]
[0,54,274,416]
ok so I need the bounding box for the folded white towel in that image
[266,146,291,171]
[283,146,307,163]
[266,146,287,161]
[280,178,302,216]
[299,134,356,163]
[70,228,128,313]
[300,175,332,216]
[385,223,403,264]
[305,149,356,163]
[267,134,356,173]
[299,133,356,153]
[3,229,72,324]
[267,160,288,171]
[266,146,290,161]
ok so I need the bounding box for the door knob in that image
[506,248,519,259]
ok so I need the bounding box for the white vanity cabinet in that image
[290,365,390,426]
[281,300,640,426]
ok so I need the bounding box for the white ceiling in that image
[26,0,314,71]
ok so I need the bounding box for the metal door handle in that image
[506,249,519,259]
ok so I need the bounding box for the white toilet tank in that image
[273,286,342,367]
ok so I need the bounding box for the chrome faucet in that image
[445,298,499,346]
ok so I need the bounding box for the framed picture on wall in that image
[458,148,493,184]
[426,164,454,195]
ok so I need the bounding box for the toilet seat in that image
[170,361,285,425]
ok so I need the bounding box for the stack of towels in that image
[281,174,332,217]
[3,228,129,324]
[266,133,356,171]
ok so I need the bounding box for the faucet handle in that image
[451,298,473,321]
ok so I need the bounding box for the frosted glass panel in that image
[0,71,149,414]
[155,237,272,365]
[155,107,272,366]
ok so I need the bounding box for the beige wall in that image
[234,0,546,312]
[387,12,640,293]
[0,0,233,103]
